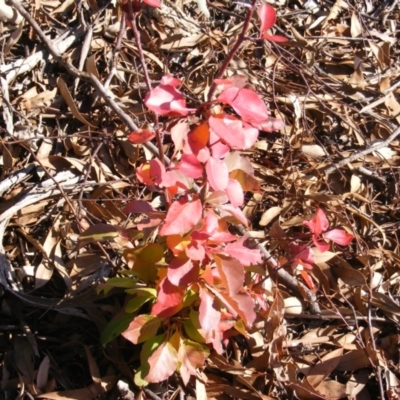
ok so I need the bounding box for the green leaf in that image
[134,366,149,387]
[183,310,206,344]
[125,288,157,297]
[183,288,198,308]
[101,313,133,346]
[125,296,153,313]
[97,277,139,295]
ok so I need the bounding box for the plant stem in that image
[207,0,258,101]
[127,1,165,167]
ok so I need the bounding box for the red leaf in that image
[184,122,209,155]
[303,208,329,236]
[209,114,259,150]
[226,179,244,207]
[151,278,185,318]
[224,236,262,266]
[128,129,156,144]
[142,0,161,7]
[218,87,269,123]
[159,197,202,236]
[323,229,354,246]
[124,199,156,215]
[205,157,229,191]
[178,154,203,179]
[121,315,162,344]
[289,242,315,266]
[168,256,199,286]
[144,75,195,116]
[214,255,244,296]
[136,163,153,186]
[257,3,276,32]
[199,289,221,333]
[149,158,166,185]
[261,33,288,42]
[299,270,316,292]
[313,238,330,253]
[144,342,178,383]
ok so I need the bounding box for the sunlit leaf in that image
[151,278,185,318]
[159,197,203,236]
[144,342,178,383]
[122,315,162,344]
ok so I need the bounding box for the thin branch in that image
[207,0,258,101]
[324,125,400,175]
[8,0,170,165]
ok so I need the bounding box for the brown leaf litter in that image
[1,0,400,398]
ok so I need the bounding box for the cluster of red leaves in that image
[120,74,279,384]
[289,208,354,291]
[94,3,349,387]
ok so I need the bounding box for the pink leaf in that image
[178,339,208,383]
[168,256,199,286]
[144,342,178,383]
[151,278,185,318]
[289,242,315,265]
[144,75,195,116]
[195,210,219,238]
[214,255,244,296]
[217,88,270,124]
[206,157,229,191]
[185,241,205,261]
[178,154,203,179]
[303,208,329,236]
[149,158,166,185]
[122,315,161,344]
[313,238,330,253]
[208,126,230,158]
[209,114,259,150]
[196,147,210,163]
[231,292,256,326]
[160,197,202,236]
[323,229,354,246]
[219,204,248,226]
[257,3,276,32]
[224,236,262,266]
[250,116,285,132]
[261,33,289,42]
[128,129,156,144]
[171,121,189,152]
[226,179,244,207]
[199,289,221,333]
[142,0,162,8]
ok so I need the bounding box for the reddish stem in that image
[126,2,165,168]
[207,0,258,102]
